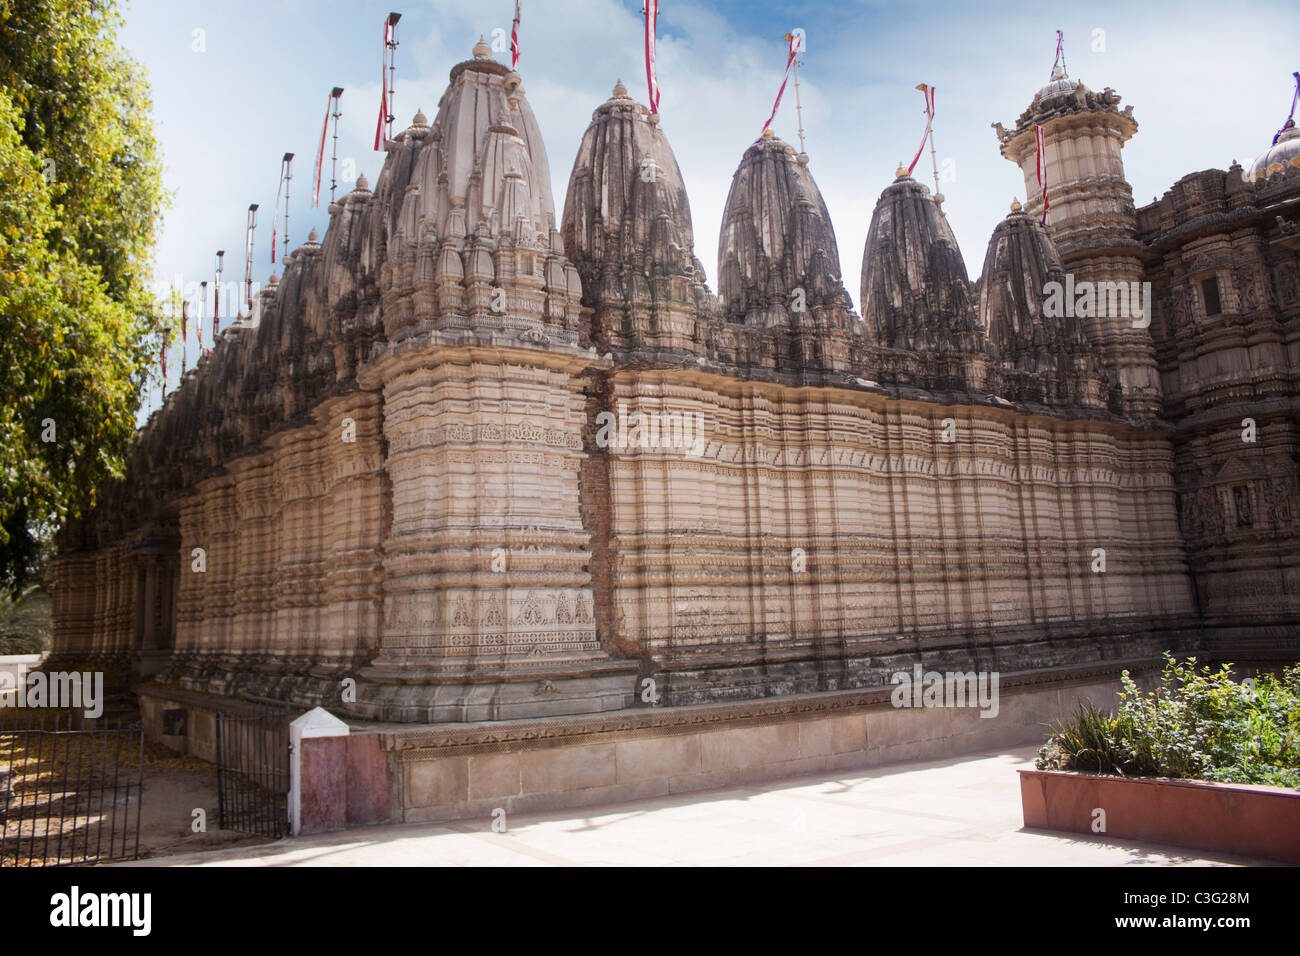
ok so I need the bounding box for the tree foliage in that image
[0,0,169,596]
[0,584,52,654]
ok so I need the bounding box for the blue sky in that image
[121,0,1299,409]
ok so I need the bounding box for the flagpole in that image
[928,106,941,199]
[244,203,258,313]
[282,153,293,263]
[386,12,401,142]
[330,89,344,203]
[214,250,224,340]
[790,37,806,155]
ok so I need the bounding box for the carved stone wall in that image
[600,369,1193,703]
[1139,161,1300,633]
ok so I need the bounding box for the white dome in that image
[1246,122,1300,183]
[1036,64,1075,105]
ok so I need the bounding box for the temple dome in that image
[396,44,557,244]
[371,41,581,338]
[860,174,978,350]
[996,45,1134,147]
[562,82,708,313]
[1246,121,1300,183]
[561,82,716,354]
[1036,63,1076,106]
[716,133,854,329]
[978,204,1088,363]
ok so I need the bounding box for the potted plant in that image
[1020,654,1300,863]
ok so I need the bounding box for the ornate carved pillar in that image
[351,343,636,721]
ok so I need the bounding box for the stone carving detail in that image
[1235,263,1265,312]
[1273,262,1298,305]
[1263,476,1296,528]
[452,594,470,629]
[517,592,544,626]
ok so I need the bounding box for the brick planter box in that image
[1019,768,1300,864]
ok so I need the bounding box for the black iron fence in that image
[0,709,144,867]
[215,711,290,840]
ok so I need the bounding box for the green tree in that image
[0,0,169,596]
[0,583,52,654]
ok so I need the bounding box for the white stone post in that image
[289,707,350,836]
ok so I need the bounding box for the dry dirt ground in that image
[1,727,275,865]
[133,752,279,860]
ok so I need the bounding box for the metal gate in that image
[215,712,290,839]
[0,710,144,867]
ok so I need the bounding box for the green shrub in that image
[1036,653,1300,789]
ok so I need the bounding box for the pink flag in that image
[313,93,330,207]
[271,157,288,264]
[511,1,521,69]
[907,84,935,175]
[760,32,802,137]
[643,0,660,114]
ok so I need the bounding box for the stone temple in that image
[45,39,1300,816]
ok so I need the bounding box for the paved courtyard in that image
[128,744,1274,867]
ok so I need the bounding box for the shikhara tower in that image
[994,53,1160,419]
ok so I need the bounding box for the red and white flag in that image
[760,32,802,137]
[271,157,289,264]
[643,0,660,114]
[195,296,203,352]
[374,17,394,150]
[313,93,330,207]
[1036,124,1049,224]
[511,1,521,69]
[907,83,935,175]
